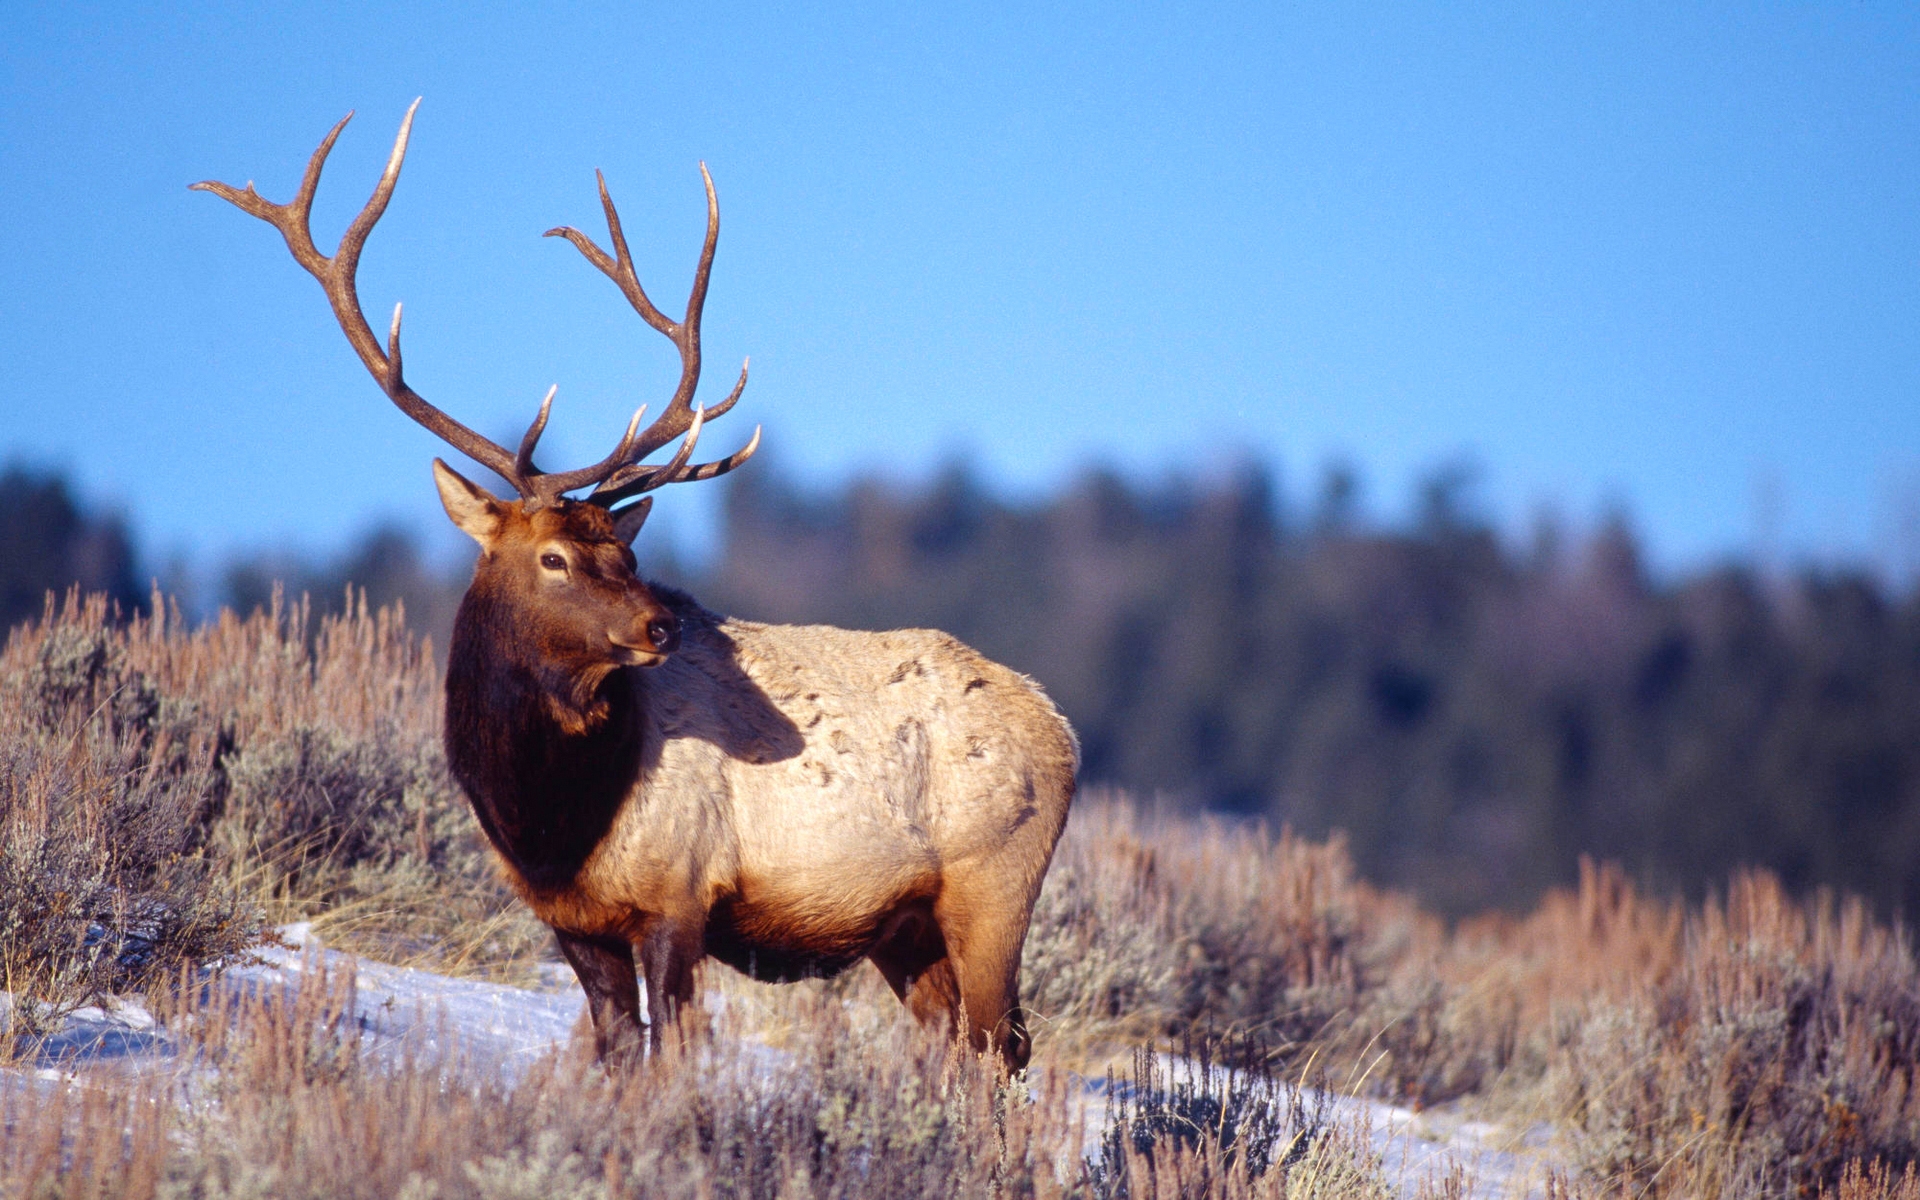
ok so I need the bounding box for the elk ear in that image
[433,459,505,547]
[611,498,653,545]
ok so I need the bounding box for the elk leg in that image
[872,945,963,1042]
[903,958,962,1031]
[936,901,1033,1073]
[638,919,705,1051]
[868,905,957,1025]
[554,928,644,1065]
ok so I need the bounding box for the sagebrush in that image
[4,591,1920,1197]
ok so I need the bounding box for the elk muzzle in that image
[610,607,680,665]
[645,612,681,655]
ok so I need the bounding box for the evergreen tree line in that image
[693,464,1920,919]
[5,460,1916,919]
[0,465,141,625]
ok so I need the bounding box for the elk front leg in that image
[638,917,705,1051]
[554,927,644,1065]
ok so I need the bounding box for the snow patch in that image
[4,931,1558,1197]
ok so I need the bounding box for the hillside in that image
[2,593,1918,1196]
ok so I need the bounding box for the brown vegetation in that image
[4,592,1920,1196]
[0,586,549,1024]
[0,953,1423,1200]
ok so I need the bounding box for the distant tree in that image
[1312,461,1361,535]
[693,461,1920,922]
[223,524,465,654]
[0,464,141,631]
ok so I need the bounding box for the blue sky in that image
[3,3,1917,579]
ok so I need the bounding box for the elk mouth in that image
[607,636,669,668]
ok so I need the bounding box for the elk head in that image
[194,101,758,676]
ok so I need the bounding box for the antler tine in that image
[194,100,525,490]
[656,403,706,479]
[580,404,708,508]
[553,171,676,336]
[592,423,762,508]
[685,165,722,317]
[190,113,348,272]
[530,402,652,502]
[630,162,723,460]
[201,107,761,512]
[702,357,750,424]
[591,405,701,501]
[546,163,745,473]
[670,422,761,486]
[514,386,558,479]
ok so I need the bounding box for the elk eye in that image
[540,553,566,571]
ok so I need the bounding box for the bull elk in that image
[194,102,1077,1070]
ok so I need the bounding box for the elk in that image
[195,103,1076,1071]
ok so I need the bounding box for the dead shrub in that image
[1084,1038,1350,1199]
[1823,1159,1920,1200]
[1548,871,1920,1197]
[1023,796,1457,1103]
[0,597,261,1050]
[0,587,543,1043]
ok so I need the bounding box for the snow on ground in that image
[6,929,1559,1197]
[1064,1062,1557,1199]
[13,924,591,1081]
[248,923,594,1071]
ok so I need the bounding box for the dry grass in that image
[0,954,1430,1200]
[0,586,546,1045]
[5,591,1920,1196]
[1541,871,1920,1194]
[1024,803,1920,1196]
[1023,799,1432,1067]
[0,594,264,1047]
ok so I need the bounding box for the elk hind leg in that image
[936,891,1035,1072]
[871,895,1032,1071]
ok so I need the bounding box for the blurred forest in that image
[0,466,141,624]
[4,459,1916,920]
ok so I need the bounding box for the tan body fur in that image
[511,590,1078,1066]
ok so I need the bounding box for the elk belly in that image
[700,888,922,982]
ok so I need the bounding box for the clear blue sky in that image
[3,3,1918,579]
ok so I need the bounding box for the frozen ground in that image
[20,925,586,1078]
[6,928,1559,1197]
[1075,1062,1557,1199]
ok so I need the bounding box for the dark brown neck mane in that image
[444,583,644,894]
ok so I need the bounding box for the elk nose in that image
[646,614,680,654]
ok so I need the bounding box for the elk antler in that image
[544,166,760,510]
[193,101,757,517]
